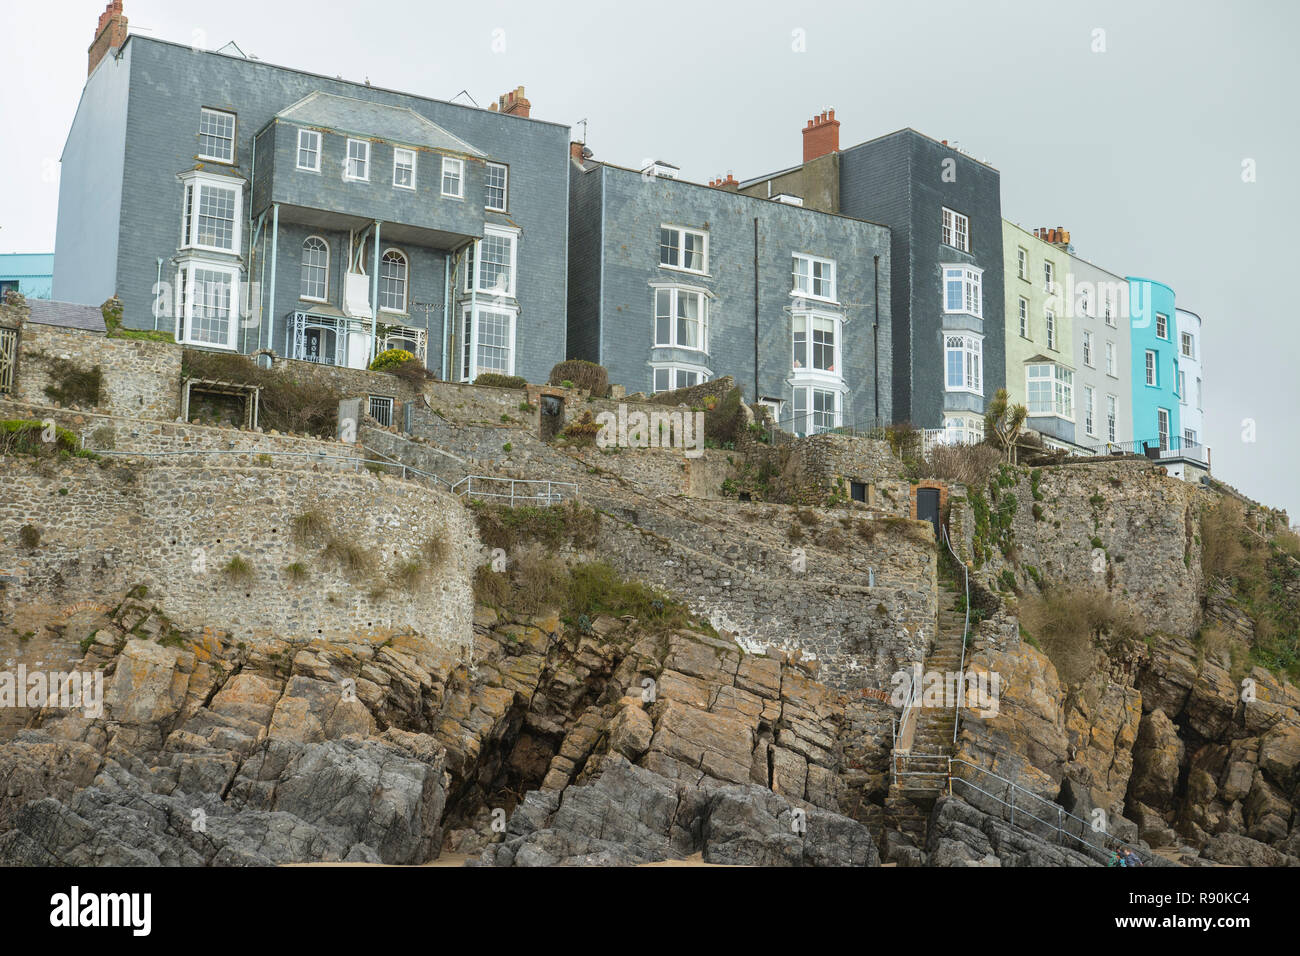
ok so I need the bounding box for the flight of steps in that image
[883,579,969,842]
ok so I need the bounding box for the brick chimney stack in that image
[708,173,739,190]
[489,86,531,118]
[802,109,840,163]
[88,1,128,76]
[1033,226,1072,248]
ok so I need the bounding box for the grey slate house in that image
[737,116,1005,435]
[567,153,892,435]
[53,6,569,383]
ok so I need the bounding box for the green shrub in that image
[548,359,609,397]
[37,353,101,408]
[0,420,96,459]
[369,348,415,372]
[285,562,308,583]
[474,373,528,389]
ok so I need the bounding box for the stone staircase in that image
[883,577,968,841]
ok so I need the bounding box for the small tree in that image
[985,387,1027,464]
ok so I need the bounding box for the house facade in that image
[567,153,892,433]
[53,4,569,381]
[1128,277,1181,454]
[1000,222,1078,450]
[1066,249,1133,451]
[735,118,1005,442]
[1175,307,1204,449]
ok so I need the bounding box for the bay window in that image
[944,334,983,394]
[652,364,710,394]
[466,225,518,297]
[175,261,240,349]
[461,304,516,380]
[180,171,242,253]
[792,385,840,436]
[942,415,985,446]
[1026,364,1074,419]
[942,265,982,317]
[653,286,708,351]
[792,312,839,374]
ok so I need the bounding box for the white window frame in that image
[652,285,709,352]
[1082,329,1094,367]
[791,310,842,377]
[393,147,417,190]
[1083,384,1096,436]
[792,253,837,303]
[460,302,518,381]
[1155,312,1168,339]
[484,161,508,211]
[1104,291,1115,327]
[179,170,243,254]
[1026,363,1074,420]
[1145,349,1157,386]
[300,235,330,303]
[1157,408,1171,449]
[1045,309,1057,350]
[1183,427,1197,447]
[465,224,519,298]
[1016,247,1028,280]
[942,264,983,317]
[659,225,709,275]
[1106,395,1118,443]
[174,259,240,350]
[942,207,970,252]
[791,384,843,436]
[197,108,236,163]
[1105,341,1117,377]
[1180,331,1194,358]
[378,248,409,314]
[944,333,983,395]
[296,128,321,172]
[441,156,464,198]
[942,414,985,446]
[651,362,712,394]
[346,138,370,181]
[1178,368,1187,402]
[1018,297,1029,338]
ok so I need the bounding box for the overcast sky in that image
[2,0,1296,518]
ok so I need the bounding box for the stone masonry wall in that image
[0,458,477,651]
[956,459,1204,637]
[13,321,180,421]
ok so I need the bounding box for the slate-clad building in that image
[53,2,569,382]
[567,151,892,434]
[736,116,1005,439]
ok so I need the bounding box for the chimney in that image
[488,85,531,118]
[1034,226,1071,248]
[570,141,593,166]
[802,109,840,163]
[708,173,739,190]
[88,1,128,76]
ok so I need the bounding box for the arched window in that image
[300,236,329,302]
[379,249,408,313]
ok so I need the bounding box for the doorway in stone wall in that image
[917,487,941,540]
[540,394,565,441]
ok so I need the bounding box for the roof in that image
[277,91,486,156]
[25,299,107,332]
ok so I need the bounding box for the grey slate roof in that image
[278,91,486,157]
[26,299,107,332]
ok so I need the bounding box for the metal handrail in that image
[450,474,579,507]
[940,522,969,744]
[948,757,1147,865]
